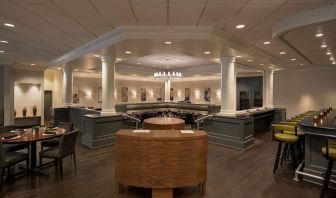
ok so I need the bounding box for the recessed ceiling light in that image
[116,58,122,61]
[164,41,172,45]
[4,23,15,27]
[235,24,245,29]
[236,55,242,58]
[326,52,332,55]
[137,62,141,64]
[30,63,35,66]
[248,59,253,62]
[0,40,8,44]
[204,51,211,54]
[57,67,62,70]
[279,51,286,55]
[263,41,271,45]
[291,58,296,61]
[93,54,100,58]
[0,50,4,53]
[300,63,304,66]
[321,44,327,48]
[259,63,264,66]
[315,33,324,37]
[330,57,335,61]
[332,62,336,65]
[125,51,132,54]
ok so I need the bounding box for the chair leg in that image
[290,144,297,171]
[273,142,282,173]
[59,159,63,178]
[281,144,288,166]
[39,156,42,172]
[7,166,11,183]
[73,153,77,171]
[320,160,334,198]
[0,168,4,193]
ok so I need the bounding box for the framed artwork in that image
[204,87,211,102]
[185,88,191,102]
[140,88,146,101]
[170,88,174,101]
[121,87,128,102]
[98,87,102,103]
[156,88,162,101]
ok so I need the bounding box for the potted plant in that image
[14,109,16,117]
[33,105,37,116]
[22,107,27,117]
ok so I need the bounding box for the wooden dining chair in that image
[40,122,74,150]
[0,141,29,192]
[39,129,79,178]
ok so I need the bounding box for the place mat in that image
[133,130,150,133]
[180,130,195,134]
[44,131,57,135]
[43,133,55,136]
[10,129,24,133]
[2,135,20,140]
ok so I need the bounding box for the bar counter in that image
[299,108,336,183]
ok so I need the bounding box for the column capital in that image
[101,56,116,63]
[219,56,236,63]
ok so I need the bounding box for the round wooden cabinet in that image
[115,130,207,198]
[143,117,185,130]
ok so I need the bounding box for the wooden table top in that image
[144,117,185,125]
[116,130,207,141]
[0,127,66,143]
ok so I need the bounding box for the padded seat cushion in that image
[40,147,60,158]
[41,138,60,147]
[3,152,28,167]
[3,143,29,152]
[282,130,305,136]
[322,147,336,159]
[274,133,299,143]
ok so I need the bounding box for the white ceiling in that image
[0,0,335,72]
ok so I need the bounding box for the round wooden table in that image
[143,117,185,130]
[0,127,66,169]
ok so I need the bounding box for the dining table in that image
[0,127,66,170]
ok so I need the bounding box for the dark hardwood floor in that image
[2,131,336,198]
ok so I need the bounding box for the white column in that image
[101,56,117,115]
[3,65,13,125]
[264,69,274,108]
[219,57,237,116]
[164,79,171,102]
[62,66,73,107]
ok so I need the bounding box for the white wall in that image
[274,67,336,118]
[73,77,165,107]
[44,69,63,108]
[12,69,44,122]
[171,79,221,104]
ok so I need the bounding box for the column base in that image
[101,109,118,115]
[218,110,236,117]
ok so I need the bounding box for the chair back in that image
[57,122,74,133]
[59,129,79,157]
[0,142,4,167]
[0,125,14,133]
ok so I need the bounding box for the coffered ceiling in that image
[0,0,335,71]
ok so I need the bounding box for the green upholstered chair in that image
[40,122,74,150]
[0,141,29,192]
[39,129,79,178]
[320,140,336,198]
[272,124,301,173]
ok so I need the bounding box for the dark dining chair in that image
[0,141,29,192]
[40,122,74,150]
[39,129,79,178]
[0,125,30,153]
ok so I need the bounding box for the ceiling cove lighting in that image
[315,33,324,37]
[125,51,132,54]
[204,51,211,54]
[235,24,245,29]
[263,41,271,45]
[164,41,172,45]
[321,44,327,48]
[279,51,286,55]
[154,71,182,80]
[4,23,15,27]
[0,40,8,43]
